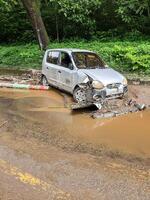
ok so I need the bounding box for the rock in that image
[71,103,94,110]
[92,112,116,119]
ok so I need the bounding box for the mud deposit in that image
[0,87,150,200]
[0,87,150,159]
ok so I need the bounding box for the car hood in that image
[79,68,125,86]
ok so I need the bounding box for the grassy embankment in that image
[0,40,150,75]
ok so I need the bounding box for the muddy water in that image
[0,88,150,160]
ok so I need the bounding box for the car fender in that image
[72,71,90,92]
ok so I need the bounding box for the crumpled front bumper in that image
[91,85,128,101]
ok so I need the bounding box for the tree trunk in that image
[21,0,49,50]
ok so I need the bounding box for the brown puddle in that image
[0,87,150,160]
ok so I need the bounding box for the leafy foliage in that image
[0,0,149,75]
[0,40,149,74]
[0,0,35,42]
[49,0,102,33]
[0,0,17,11]
[116,0,150,23]
[116,0,150,34]
[0,0,150,42]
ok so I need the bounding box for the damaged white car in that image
[41,49,128,103]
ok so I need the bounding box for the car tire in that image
[73,87,87,103]
[41,75,49,86]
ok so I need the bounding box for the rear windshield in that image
[72,52,105,69]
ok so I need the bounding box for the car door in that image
[57,51,76,93]
[45,50,60,87]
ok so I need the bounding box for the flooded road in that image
[0,87,150,158]
[0,88,150,199]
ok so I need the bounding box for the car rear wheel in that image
[73,87,87,103]
[41,75,49,86]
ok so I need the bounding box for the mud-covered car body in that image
[42,49,128,102]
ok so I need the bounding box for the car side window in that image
[47,51,59,65]
[60,52,73,69]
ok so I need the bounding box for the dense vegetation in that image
[0,0,149,42]
[0,0,149,75]
[0,40,150,74]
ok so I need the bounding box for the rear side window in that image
[47,51,59,65]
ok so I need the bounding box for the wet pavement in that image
[0,87,150,200]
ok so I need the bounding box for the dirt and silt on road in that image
[0,83,150,199]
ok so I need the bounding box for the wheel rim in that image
[75,89,87,103]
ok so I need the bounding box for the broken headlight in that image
[92,80,104,89]
[123,78,128,85]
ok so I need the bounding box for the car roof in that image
[47,48,94,53]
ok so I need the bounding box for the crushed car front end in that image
[76,80,128,103]
[71,50,128,103]
[74,69,128,103]
[92,83,128,101]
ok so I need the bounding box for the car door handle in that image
[46,67,49,69]
[58,70,61,73]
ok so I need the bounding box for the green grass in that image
[0,40,150,74]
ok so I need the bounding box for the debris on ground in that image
[0,69,49,91]
[71,102,95,110]
[0,69,42,85]
[71,97,148,119]
[0,82,49,90]
[92,98,147,119]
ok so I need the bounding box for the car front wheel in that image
[73,87,87,103]
[41,75,49,86]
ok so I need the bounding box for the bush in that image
[0,40,149,74]
[0,44,42,69]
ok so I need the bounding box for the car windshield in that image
[72,52,105,69]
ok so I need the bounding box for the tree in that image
[21,0,49,50]
[0,0,150,43]
[49,0,102,38]
[0,0,17,11]
[116,0,150,32]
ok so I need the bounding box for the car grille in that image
[107,83,121,89]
